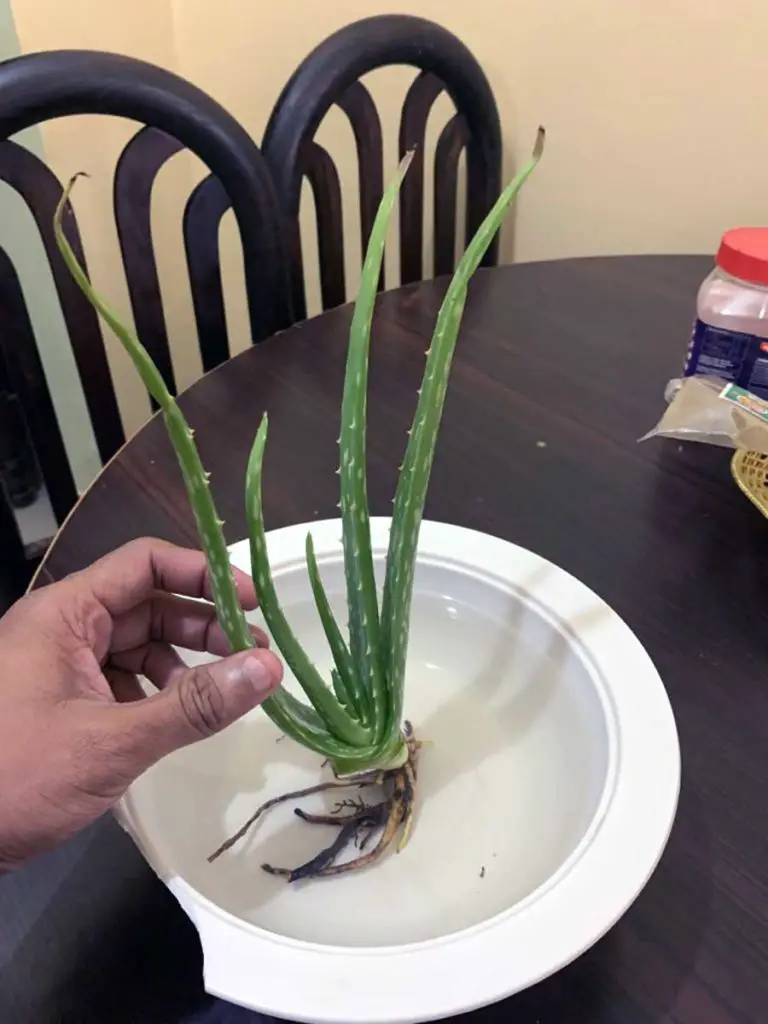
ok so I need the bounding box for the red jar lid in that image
[716,227,768,286]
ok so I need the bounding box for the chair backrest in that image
[260,14,502,319]
[0,50,294,601]
[0,50,294,500]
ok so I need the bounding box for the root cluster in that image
[207,723,423,882]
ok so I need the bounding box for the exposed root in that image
[207,723,424,881]
[207,780,368,864]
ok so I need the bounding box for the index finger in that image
[79,538,258,616]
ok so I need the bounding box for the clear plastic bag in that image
[641,376,768,455]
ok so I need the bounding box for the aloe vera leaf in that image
[245,415,373,747]
[330,725,408,777]
[306,533,368,724]
[54,177,252,649]
[338,149,414,743]
[53,177,360,760]
[380,128,546,730]
[330,668,354,713]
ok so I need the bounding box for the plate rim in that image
[116,517,680,1023]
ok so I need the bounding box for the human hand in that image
[0,538,282,871]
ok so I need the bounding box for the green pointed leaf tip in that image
[52,130,544,776]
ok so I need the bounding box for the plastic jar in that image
[680,228,768,400]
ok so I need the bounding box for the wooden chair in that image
[0,50,294,603]
[260,14,503,319]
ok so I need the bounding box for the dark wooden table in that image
[2,256,767,1024]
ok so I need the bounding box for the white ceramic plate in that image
[117,518,680,1023]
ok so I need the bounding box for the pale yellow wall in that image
[6,0,768,458]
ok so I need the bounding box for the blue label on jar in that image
[683,319,768,400]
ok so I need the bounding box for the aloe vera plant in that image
[54,127,544,880]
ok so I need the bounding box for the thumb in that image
[119,649,283,768]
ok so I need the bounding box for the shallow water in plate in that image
[128,555,612,947]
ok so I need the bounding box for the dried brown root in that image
[207,779,373,864]
[207,723,424,882]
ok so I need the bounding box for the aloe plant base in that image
[208,723,424,881]
[53,133,550,906]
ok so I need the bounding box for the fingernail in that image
[241,655,272,694]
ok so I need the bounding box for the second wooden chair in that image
[261,14,503,319]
